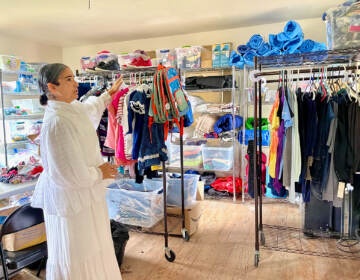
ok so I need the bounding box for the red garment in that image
[245,152,267,194]
[210,176,242,193]
[30,166,43,175]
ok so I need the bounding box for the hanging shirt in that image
[268,88,281,178]
[273,87,285,194]
[122,93,133,161]
[323,102,342,207]
[128,90,147,160]
[279,88,294,181]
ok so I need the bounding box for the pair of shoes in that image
[129,50,152,67]
[95,60,120,71]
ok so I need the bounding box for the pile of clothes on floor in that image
[0,155,43,184]
[186,171,242,198]
[229,20,327,68]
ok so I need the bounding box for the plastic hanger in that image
[320,67,327,102]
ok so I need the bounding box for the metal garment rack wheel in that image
[162,161,176,262]
[253,47,360,267]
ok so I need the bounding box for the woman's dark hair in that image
[38,63,68,105]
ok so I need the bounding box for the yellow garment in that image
[268,91,280,178]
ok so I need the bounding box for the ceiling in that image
[0,0,340,47]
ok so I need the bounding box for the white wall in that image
[63,17,326,71]
[0,33,62,63]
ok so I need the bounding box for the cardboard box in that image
[0,206,19,228]
[212,43,232,67]
[2,222,46,251]
[196,181,204,201]
[147,201,202,236]
[201,45,212,68]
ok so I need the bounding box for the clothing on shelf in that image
[213,114,243,135]
[0,155,43,184]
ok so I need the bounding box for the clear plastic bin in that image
[27,63,46,73]
[0,55,21,72]
[156,49,177,67]
[118,53,134,68]
[166,174,200,207]
[202,144,233,171]
[80,57,91,71]
[9,121,27,142]
[168,143,203,168]
[324,1,360,50]
[106,179,164,228]
[11,99,43,114]
[176,46,202,69]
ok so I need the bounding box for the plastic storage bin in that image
[0,55,21,72]
[9,121,27,142]
[156,49,177,67]
[176,46,202,69]
[80,57,91,71]
[11,99,43,114]
[168,143,203,168]
[118,53,134,68]
[202,144,233,171]
[323,1,360,50]
[106,179,164,228]
[166,174,200,207]
[27,63,46,73]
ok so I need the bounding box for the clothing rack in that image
[76,66,189,262]
[252,48,360,267]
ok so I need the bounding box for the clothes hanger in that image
[304,68,313,97]
[320,67,328,102]
[342,64,358,102]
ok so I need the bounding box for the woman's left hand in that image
[108,76,123,96]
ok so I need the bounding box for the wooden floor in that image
[120,199,360,280]
[21,199,360,280]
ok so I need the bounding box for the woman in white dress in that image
[31,63,123,280]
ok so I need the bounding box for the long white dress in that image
[31,93,122,280]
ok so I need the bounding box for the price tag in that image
[337,182,345,198]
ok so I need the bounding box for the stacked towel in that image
[229,20,327,68]
[246,34,264,50]
[299,39,327,53]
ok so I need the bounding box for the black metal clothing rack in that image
[77,67,189,263]
[252,48,360,267]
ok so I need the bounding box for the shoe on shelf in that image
[95,60,120,71]
[128,50,152,68]
[136,56,152,67]
[128,57,140,68]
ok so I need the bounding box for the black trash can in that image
[110,220,129,266]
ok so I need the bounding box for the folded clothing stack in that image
[185,75,234,90]
[229,20,327,68]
